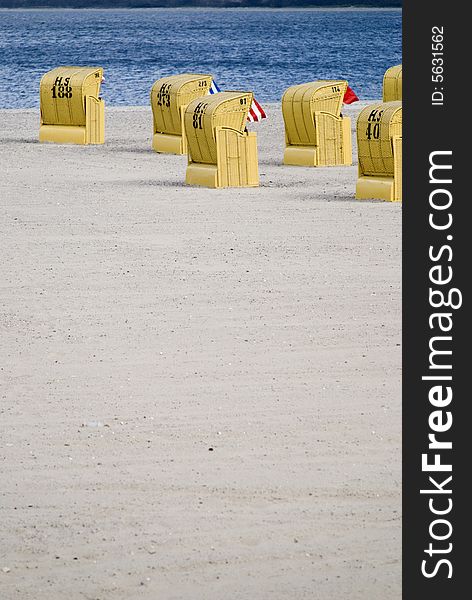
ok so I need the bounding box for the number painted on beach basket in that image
[51,76,72,99]
[192,102,207,129]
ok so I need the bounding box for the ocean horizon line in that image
[0,6,402,11]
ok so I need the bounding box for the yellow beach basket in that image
[282,80,352,167]
[382,65,402,102]
[150,73,213,154]
[356,101,402,202]
[39,66,104,145]
[184,91,259,189]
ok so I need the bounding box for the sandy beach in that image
[1,103,401,599]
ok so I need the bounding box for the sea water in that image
[0,8,401,109]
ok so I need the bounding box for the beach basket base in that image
[152,132,186,155]
[39,125,87,145]
[185,163,219,188]
[283,146,317,167]
[356,176,401,202]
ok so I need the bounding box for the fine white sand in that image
[0,103,401,600]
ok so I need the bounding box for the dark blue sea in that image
[0,8,401,108]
